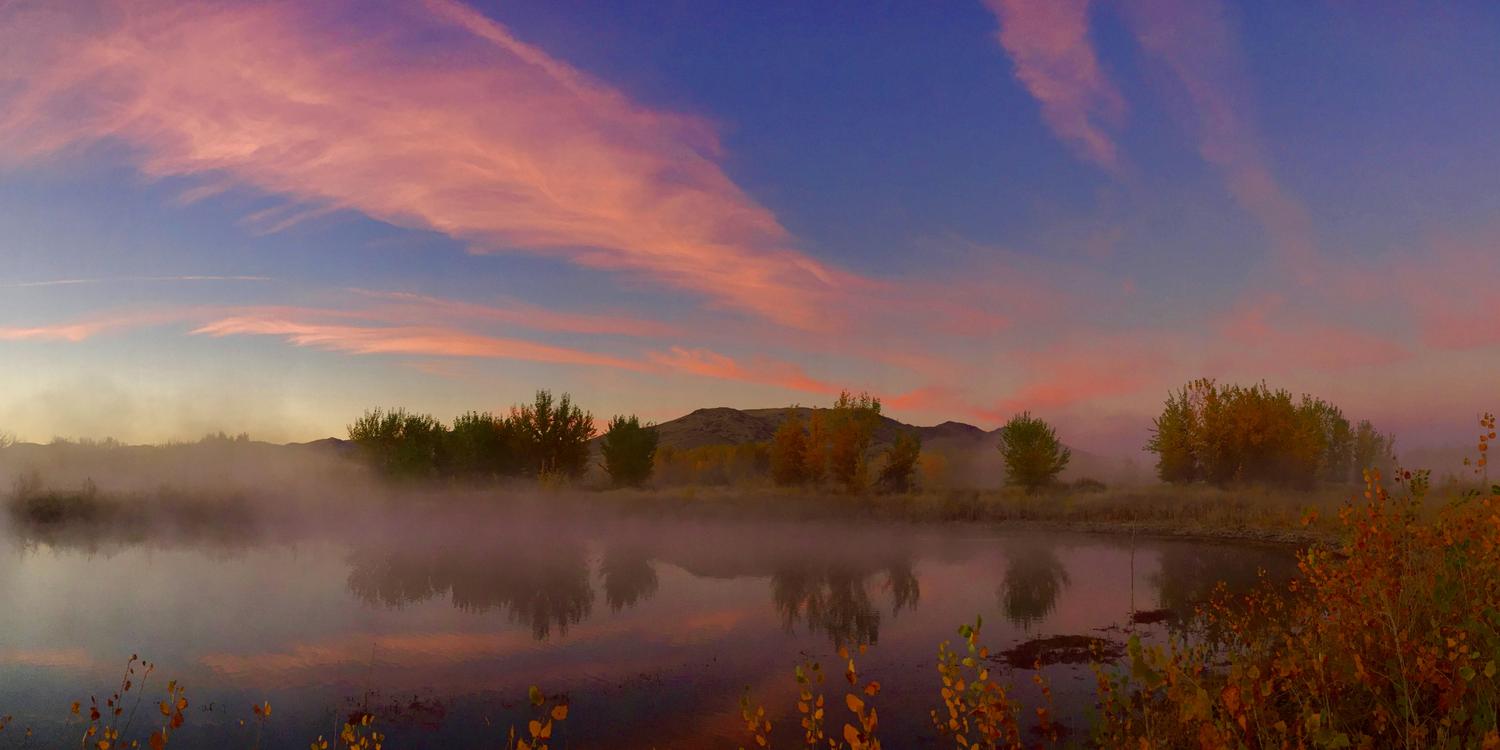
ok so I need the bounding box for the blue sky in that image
[1,0,1498,454]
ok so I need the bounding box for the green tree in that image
[600,414,659,487]
[510,390,595,478]
[1147,386,1198,484]
[876,431,922,493]
[347,407,447,478]
[447,411,520,480]
[996,412,1071,493]
[770,409,810,486]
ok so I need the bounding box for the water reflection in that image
[771,558,919,647]
[598,546,659,612]
[997,541,1071,630]
[1,515,1301,750]
[1151,542,1289,618]
[346,543,596,639]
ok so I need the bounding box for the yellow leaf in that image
[845,694,865,714]
[843,723,862,748]
[550,704,568,721]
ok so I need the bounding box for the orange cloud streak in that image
[193,315,651,372]
[648,346,843,396]
[0,0,859,327]
[985,0,1125,170]
[0,310,190,342]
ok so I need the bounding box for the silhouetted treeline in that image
[348,390,657,485]
[1146,379,1394,488]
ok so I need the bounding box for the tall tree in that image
[1146,379,1383,488]
[996,412,1071,493]
[347,407,447,478]
[770,409,810,486]
[447,411,520,480]
[510,390,595,478]
[600,415,659,487]
[1352,420,1395,480]
[1147,386,1198,484]
[822,390,882,493]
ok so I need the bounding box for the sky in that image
[1,0,1499,455]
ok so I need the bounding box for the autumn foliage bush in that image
[1094,468,1500,749]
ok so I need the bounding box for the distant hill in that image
[638,406,990,454]
[614,406,1128,486]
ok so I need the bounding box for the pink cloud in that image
[1213,295,1409,372]
[979,338,1179,420]
[193,314,651,371]
[985,0,1125,170]
[0,0,861,328]
[1380,234,1500,351]
[648,346,843,396]
[0,310,191,342]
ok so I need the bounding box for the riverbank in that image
[557,484,1345,545]
[4,475,1347,546]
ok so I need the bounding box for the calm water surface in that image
[0,512,1297,747]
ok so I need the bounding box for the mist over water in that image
[0,477,1297,747]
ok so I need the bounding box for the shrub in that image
[1070,477,1107,493]
[600,415,659,487]
[1094,472,1500,748]
[876,432,921,493]
[995,412,1070,493]
[656,443,770,486]
[510,390,595,479]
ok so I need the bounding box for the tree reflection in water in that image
[346,542,597,640]
[997,540,1072,631]
[598,545,659,612]
[1150,542,1295,619]
[771,556,920,648]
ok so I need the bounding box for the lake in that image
[0,511,1298,747]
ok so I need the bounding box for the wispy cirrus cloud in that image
[647,346,843,396]
[192,315,651,372]
[0,310,191,342]
[349,290,682,339]
[1213,295,1409,372]
[0,0,860,328]
[1119,0,1321,281]
[984,0,1125,170]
